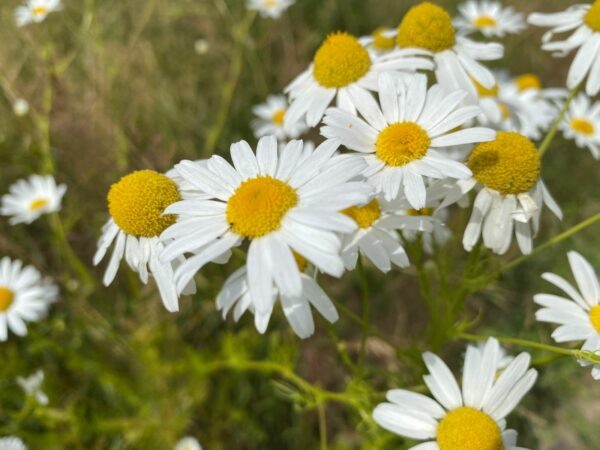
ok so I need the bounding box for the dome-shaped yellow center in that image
[468,131,540,196]
[342,199,381,229]
[372,28,396,51]
[473,16,497,28]
[397,2,456,53]
[515,74,542,91]
[271,109,286,125]
[590,305,600,333]
[107,170,181,238]
[29,198,49,211]
[313,32,372,88]
[376,122,430,166]
[437,407,503,450]
[473,78,499,98]
[585,0,600,32]
[226,176,298,239]
[0,287,14,312]
[570,118,595,136]
[32,6,48,15]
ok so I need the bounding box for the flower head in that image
[14,0,61,27]
[1,175,66,225]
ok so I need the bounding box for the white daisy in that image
[13,99,29,117]
[434,131,562,255]
[251,95,307,141]
[373,338,536,450]
[160,137,371,317]
[0,437,26,450]
[396,2,504,103]
[16,369,48,406]
[529,2,600,96]
[534,251,600,380]
[217,255,338,339]
[560,93,600,159]
[358,27,398,54]
[175,436,202,450]
[94,170,200,313]
[284,31,433,129]
[247,0,294,18]
[1,175,66,225]
[14,0,61,27]
[0,257,57,342]
[398,195,452,255]
[321,72,492,208]
[454,1,526,37]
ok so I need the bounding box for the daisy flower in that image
[175,436,202,450]
[0,437,26,450]
[16,370,48,406]
[321,72,492,208]
[217,254,338,339]
[340,196,434,272]
[14,0,61,27]
[400,198,452,255]
[251,95,307,141]
[454,1,526,37]
[247,0,294,19]
[160,137,371,317]
[373,338,536,450]
[358,27,398,54]
[284,31,433,128]
[396,2,504,102]
[529,1,600,96]
[0,257,57,341]
[1,175,66,225]
[94,170,200,313]
[559,93,600,159]
[534,251,600,380]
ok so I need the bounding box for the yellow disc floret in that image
[29,198,49,211]
[473,16,497,28]
[226,176,298,239]
[272,109,286,125]
[313,32,371,88]
[472,78,499,98]
[570,117,595,136]
[584,0,600,32]
[590,305,600,333]
[437,407,502,450]
[0,287,14,312]
[397,2,456,53]
[107,170,181,238]
[515,74,542,91]
[376,122,430,166]
[372,28,396,51]
[468,131,540,196]
[342,199,381,229]
[32,6,47,16]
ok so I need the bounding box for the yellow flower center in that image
[313,32,372,88]
[437,407,503,450]
[293,251,308,272]
[264,0,277,8]
[407,207,433,216]
[29,198,49,211]
[397,2,456,53]
[107,170,181,238]
[473,16,497,28]
[515,74,542,91]
[472,78,499,98]
[342,199,381,229]
[570,117,595,136]
[590,305,600,333]
[468,131,540,196]
[375,122,430,166]
[584,0,600,32]
[499,103,511,120]
[226,176,298,239]
[272,109,286,125]
[32,6,47,15]
[0,287,14,312]
[372,28,396,51]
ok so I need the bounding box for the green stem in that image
[356,257,371,376]
[538,84,580,158]
[317,400,328,450]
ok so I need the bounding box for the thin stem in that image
[317,400,328,450]
[356,257,371,376]
[538,84,580,158]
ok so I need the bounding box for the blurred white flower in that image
[251,95,307,141]
[12,99,29,117]
[454,1,526,37]
[560,93,600,159]
[0,437,27,450]
[16,370,48,406]
[1,175,66,225]
[14,0,61,27]
[194,39,209,55]
[247,0,294,19]
[175,436,202,450]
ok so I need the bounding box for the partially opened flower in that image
[1,175,66,225]
[534,251,600,380]
[284,31,433,128]
[14,0,61,27]
[175,436,202,450]
[251,95,307,141]
[247,0,294,18]
[16,370,48,406]
[373,338,536,450]
[560,93,600,159]
[529,2,600,96]
[0,437,26,450]
[454,1,526,37]
[0,257,57,341]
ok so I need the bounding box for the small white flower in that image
[1,175,66,225]
[194,39,209,55]
[560,93,600,159]
[251,95,307,141]
[14,0,61,27]
[247,0,294,19]
[16,370,48,405]
[358,27,398,54]
[13,99,30,117]
[175,436,202,450]
[0,437,27,450]
[454,1,526,37]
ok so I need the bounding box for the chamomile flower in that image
[373,338,536,450]
[529,1,600,96]
[217,255,338,339]
[14,0,61,27]
[340,196,434,272]
[251,95,307,141]
[0,437,26,450]
[1,175,66,225]
[160,137,371,317]
[284,31,433,128]
[560,93,600,159]
[400,199,452,255]
[175,436,202,450]
[396,2,504,102]
[94,170,199,313]
[0,257,57,342]
[358,27,398,54]
[16,370,48,406]
[454,1,526,37]
[247,0,294,18]
[534,251,600,380]
[321,72,492,208]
